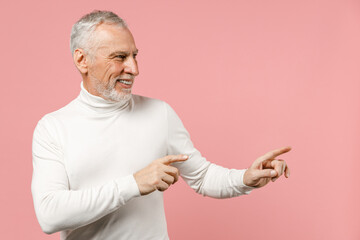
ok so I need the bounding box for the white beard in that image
[97,83,132,103]
[91,74,133,103]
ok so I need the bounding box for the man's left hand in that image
[243,146,291,188]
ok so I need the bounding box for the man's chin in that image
[109,90,132,102]
[116,89,132,98]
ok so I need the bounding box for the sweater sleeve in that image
[165,103,257,198]
[31,116,140,234]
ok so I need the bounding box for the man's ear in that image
[73,49,89,74]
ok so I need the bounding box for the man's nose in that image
[124,57,139,76]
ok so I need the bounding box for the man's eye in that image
[133,54,137,59]
[116,55,126,60]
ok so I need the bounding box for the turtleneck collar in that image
[77,81,131,114]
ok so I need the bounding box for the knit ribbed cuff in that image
[114,174,141,205]
[230,169,257,195]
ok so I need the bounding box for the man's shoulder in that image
[131,94,178,120]
[35,97,79,129]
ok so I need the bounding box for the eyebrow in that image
[109,49,139,57]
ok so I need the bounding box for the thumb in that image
[254,169,277,179]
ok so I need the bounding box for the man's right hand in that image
[133,155,188,195]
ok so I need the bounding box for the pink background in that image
[1,0,359,239]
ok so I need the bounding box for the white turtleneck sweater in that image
[31,82,256,240]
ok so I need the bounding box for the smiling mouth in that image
[116,79,134,89]
[117,79,132,85]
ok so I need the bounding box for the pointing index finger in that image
[256,146,291,164]
[161,155,189,165]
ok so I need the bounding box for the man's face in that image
[85,23,139,102]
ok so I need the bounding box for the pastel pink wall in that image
[1,0,359,239]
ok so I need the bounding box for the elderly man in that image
[31,10,291,240]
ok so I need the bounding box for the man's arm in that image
[31,117,140,234]
[164,102,290,198]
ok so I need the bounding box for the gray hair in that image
[70,10,127,56]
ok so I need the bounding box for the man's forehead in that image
[93,23,137,53]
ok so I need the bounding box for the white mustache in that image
[114,75,135,81]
